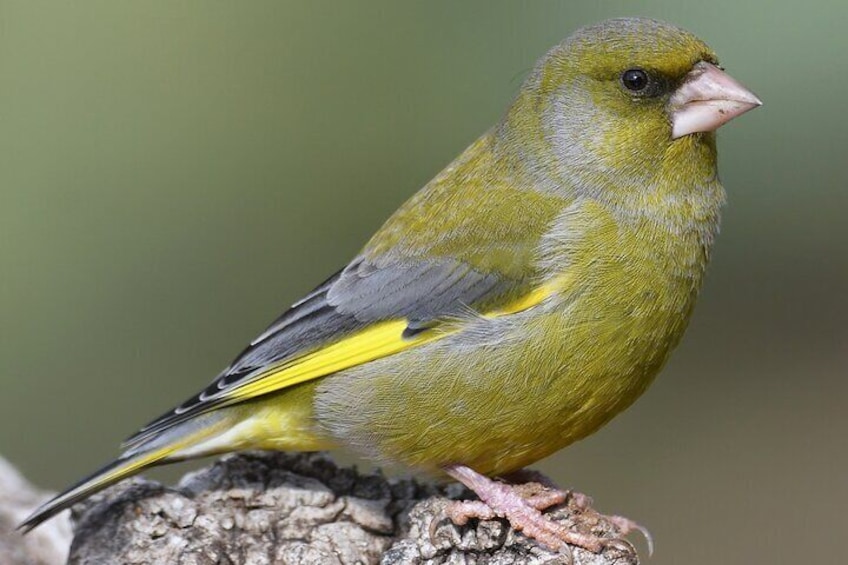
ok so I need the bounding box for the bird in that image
[20,17,760,553]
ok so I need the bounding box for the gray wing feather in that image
[123,255,514,449]
[329,257,504,326]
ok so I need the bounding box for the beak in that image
[669,61,762,139]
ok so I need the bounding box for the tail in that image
[18,413,230,532]
[18,450,171,532]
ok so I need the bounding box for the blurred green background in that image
[1,1,845,563]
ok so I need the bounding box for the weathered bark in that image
[4,452,639,564]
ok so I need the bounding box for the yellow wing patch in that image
[228,319,448,401]
[223,276,572,405]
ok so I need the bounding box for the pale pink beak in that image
[669,61,762,139]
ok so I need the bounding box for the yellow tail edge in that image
[18,424,219,532]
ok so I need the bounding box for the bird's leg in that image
[503,467,653,555]
[442,464,604,553]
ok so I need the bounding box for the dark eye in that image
[621,68,650,92]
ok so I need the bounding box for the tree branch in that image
[5,452,639,564]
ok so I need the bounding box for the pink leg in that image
[442,464,604,553]
[503,468,653,555]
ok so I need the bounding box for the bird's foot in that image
[442,464,604,553]
[440,465,652,556]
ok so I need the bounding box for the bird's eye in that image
[621,68,650,92]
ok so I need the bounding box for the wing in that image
[124,133,568,450]
[124,256,530,450]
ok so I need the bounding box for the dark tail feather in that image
[17,448,171,532]
[17,412,230,532]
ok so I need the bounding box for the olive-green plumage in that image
[312,18,723,474]
[21,17,759,532]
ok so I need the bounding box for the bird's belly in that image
[313,279,697,477]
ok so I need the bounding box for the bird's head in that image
[501,17,761,204]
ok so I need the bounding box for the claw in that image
[427,514,443,543]
[600,537,639,559]
[606,514,654,556]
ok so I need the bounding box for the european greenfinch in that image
[21,17,760,552]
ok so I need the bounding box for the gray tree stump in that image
[4,452,640,564]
